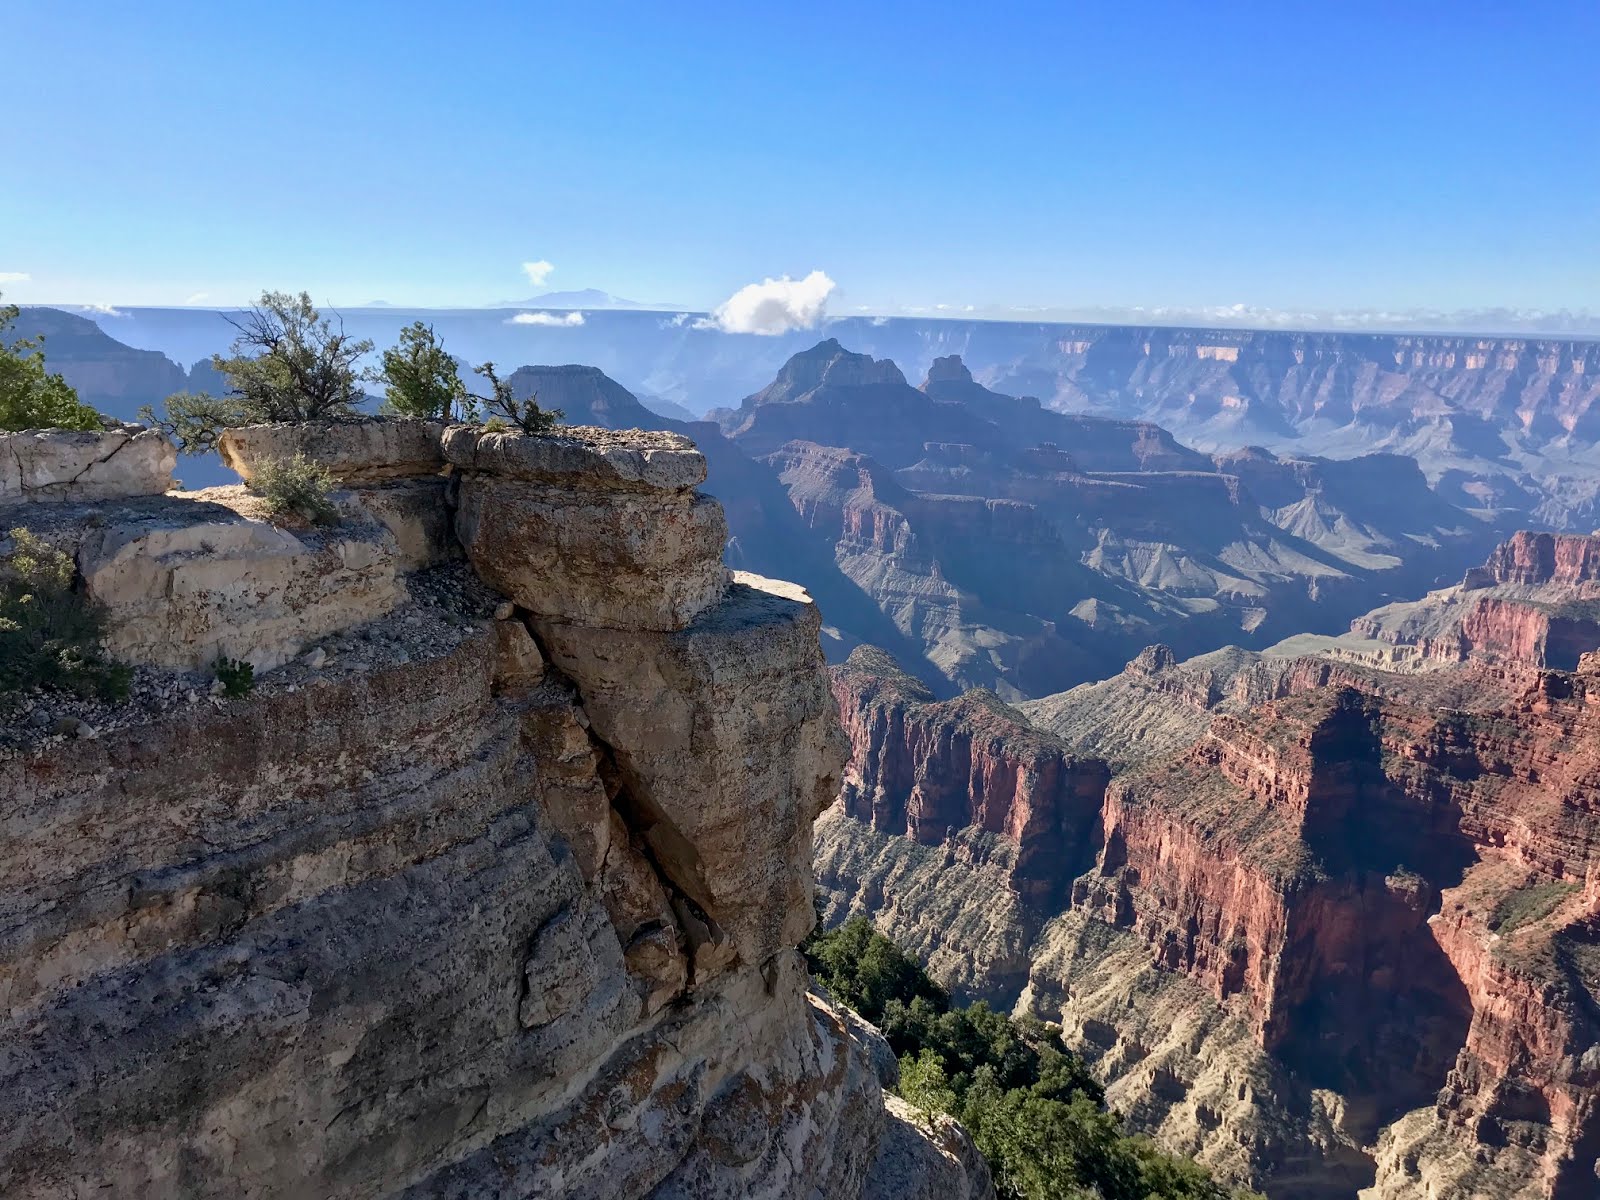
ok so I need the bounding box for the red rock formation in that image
[1095,661,1600,1192]
[1465,531,1600,587]
[831,647,1108,908]
[831,629,1600,1195]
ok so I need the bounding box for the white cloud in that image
[184,291,209,305]
[0,271,29,285]
[79,303,127,317]
[508,310,586,327]
[696,269,835,335]
[659,312,692,329]
[521,260,555,288]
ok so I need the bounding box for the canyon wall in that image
[0,422,992,1199]
[821,562,1600,1200]
[743,344,1495,699]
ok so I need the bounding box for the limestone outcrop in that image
[0,424,175,504]
[0,421,987,1200]
[217,417,446,482]
[448,424,730,631]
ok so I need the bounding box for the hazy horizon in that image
[6,2,1598,334]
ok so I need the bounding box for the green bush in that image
[380,321,476,422]
[142,291,373,451]
[1491,879,1579,936]
[0,528,130,701]
[899,1047,959,1125]
[0,297,107,432]
[252,453,339,526]
[472,361,563,435]
[213,656,254,698]
[806,916,1260,1200]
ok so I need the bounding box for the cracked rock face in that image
[451,426,731,632]
[217,418,447,483]
[535,572,851,976]
[0,425,175,504]
[0,422,988,1200]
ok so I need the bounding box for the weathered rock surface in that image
[451,425,730,632]
[0,425,175,504]
[218,418,446,482]
[534,572,848,974]
[0,424,974,1199]
[863,1096,996,1200]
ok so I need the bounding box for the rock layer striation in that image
[0,422,990,1199]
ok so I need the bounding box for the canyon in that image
[819,533,1600,1199]
[719,341,1496,697]
[16,305,1600,1198]
[0,420,994,1199]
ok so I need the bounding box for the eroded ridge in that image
[0,421,991,1200]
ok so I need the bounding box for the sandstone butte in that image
[0,420,996,1200]
[819,537,1600,1200]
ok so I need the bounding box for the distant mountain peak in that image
[924,354,974,385]
[495,288,649,310]
[757,340,908,405]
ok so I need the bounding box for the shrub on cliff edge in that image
[379,321,477,422]
[805,916,1261,1200]
[0,528,130,701]
[252,453,340,526]
[0,297,107,432]
[472,361,564,435]
[142,291,374,450]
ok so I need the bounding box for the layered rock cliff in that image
[1291,531,1600,674]
[985,324,1600,528]
[0,422,992,1199]
[821,611,1600,1198]
[741,345,1496,698]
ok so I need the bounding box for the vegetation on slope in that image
[806,917,1260,1200]
[0,528,129,702]
[1491,879,1580,937]
[0,296,107,432]
[251,453,340,526]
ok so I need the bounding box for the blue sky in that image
[4,0,1598,325]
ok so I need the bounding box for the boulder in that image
[440,423,707,490]
[452,425,728,632]
[0,425,175,504]
[75,498,405,670]
[534,573,849,973]
[217,418,445,483]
